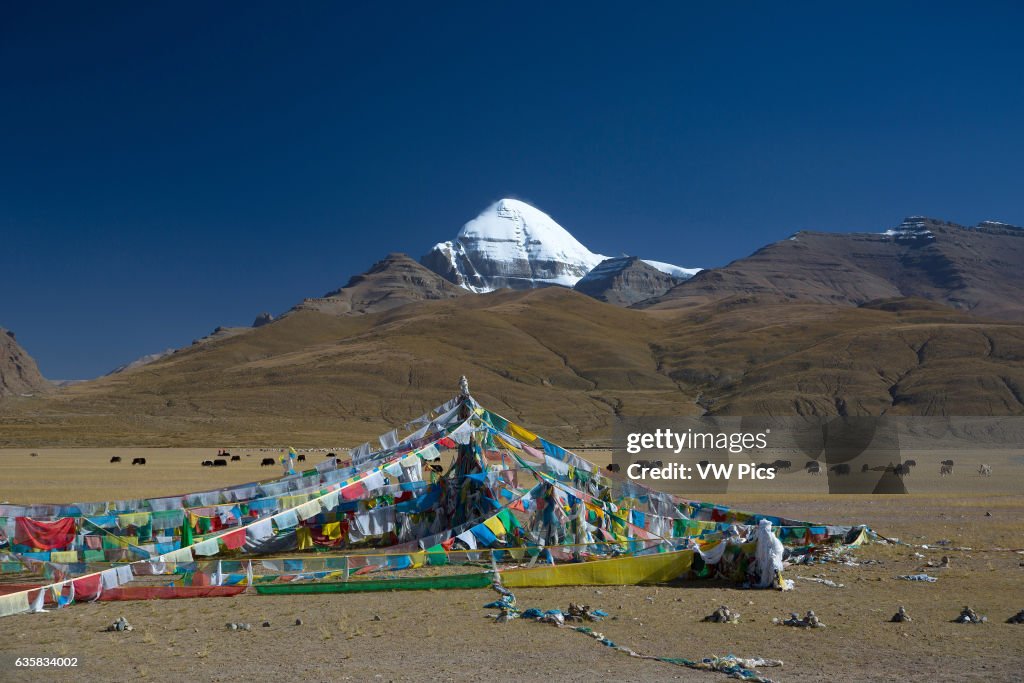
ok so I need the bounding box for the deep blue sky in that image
[2,2,1022,379]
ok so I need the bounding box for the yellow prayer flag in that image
[507,422,537,444]
[483,515,506,537]
[50,551,79,564]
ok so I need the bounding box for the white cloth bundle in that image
[754,519,784,588]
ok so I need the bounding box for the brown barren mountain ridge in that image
[290,253,467,316]
[642,217,1024,319]
[0,328,50,398]
[1,284,1022,446]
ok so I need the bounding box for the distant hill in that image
[290,253,467,316]
[573,256,683,306]
[642,217,1024,320]
[3,289,1021,446]
[0,328,50,398]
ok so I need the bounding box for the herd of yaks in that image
[104,451,342,468]
[611,458,993,477]
[93,452,990,478]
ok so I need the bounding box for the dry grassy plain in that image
[3,292,1024,450]
[0,446,1022,682]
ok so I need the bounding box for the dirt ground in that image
[0,447,1022,682]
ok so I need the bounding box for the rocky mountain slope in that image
[573,256,683,306]
[0,328,50,398]
[290,253,467,316]
[643,217,1024,319]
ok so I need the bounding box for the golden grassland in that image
[2,291,1023,448]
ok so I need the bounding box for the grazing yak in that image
[978,464,992,476]
[230,455,241,461]
[806,462,821,475]
[940,463,953,476]
[941,459,955,467]
[904,459,917,467]
[606,463,621,473]
[829,464,851,476]
[771,459,792,470]
[894,463,911,477]
[201,460,214,467]
[213,459,227,467]
[297,454,306,462]
[131,457,146,465]
[109,456,122,463]
[260,458,275,467]
[632,459,664,469]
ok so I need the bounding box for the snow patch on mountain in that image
[641,259,702,280]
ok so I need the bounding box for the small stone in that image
[891,606,911,623]
[954,606,985,624]
[227,622,237,630]
[262,621,271,628]
[372,615,382,621]
[295,618,303,626]
[985,511,992,517]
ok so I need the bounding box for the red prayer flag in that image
[341,481,368,500]
[15,517,77,550]
[72,574,102,601]
[219,528,246,550]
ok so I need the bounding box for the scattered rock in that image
[1006,610,1024,624]
[953,606,987,624]
[890,606,912,623]
[105,616,133,632]
[262,621,271,628]
[985,511,992,517]
[372,614,382,621]
[781,610,825,628]
[565,603,606,622]
[226,622,238,630]
[703,605,740,623]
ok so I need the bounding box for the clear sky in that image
[3,2,1022,379]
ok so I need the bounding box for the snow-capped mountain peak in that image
[421,198,607,292]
